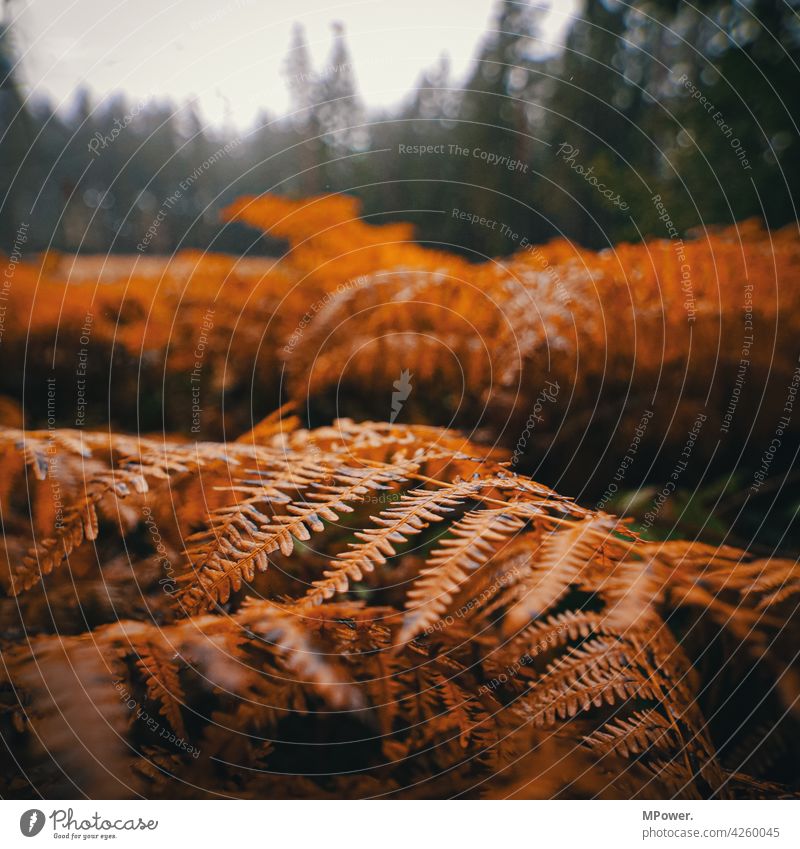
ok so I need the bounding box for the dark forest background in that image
[1,0,799,257]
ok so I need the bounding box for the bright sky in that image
[10,0,577,127]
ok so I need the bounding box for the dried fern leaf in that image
[179,459,419,613]
[504,515,622,633]
[302,478,488,607]
[126,627,188,739]
[583,709,681,758]
[397,505,533,643]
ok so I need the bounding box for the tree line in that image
[1,0,798,258]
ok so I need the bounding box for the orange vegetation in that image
[0,419,798,798]
[2,195,798,489]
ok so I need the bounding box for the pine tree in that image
[318,22,365,153]
[283,22,324,194]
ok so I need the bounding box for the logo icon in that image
[390,369,413,423]
[19,810,46,837]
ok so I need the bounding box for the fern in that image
[3,428,230,595]
[302,479,486,607]
[503,515,627,633]
[7,196,798,467]
[127,624,188,739]
[583,709,681,758]
[180,458,419,613]
[397,505,530,643]
[1,421,798,798]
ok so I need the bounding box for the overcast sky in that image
[9,0,577,127]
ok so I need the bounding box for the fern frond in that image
[236,599,366,711]
[504,515,624,633]
[583,709,681,758]
[7,430,226,594]
[302,478,487,607]
[592,555,661,631]
[126,625,188,739]
[526,627,694,728]
[14,466,148,594]
[397,505,531,643]
[2,422,791,799]
[492,609,611,670]
[179,458,419,613]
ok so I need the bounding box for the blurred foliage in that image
[0,195,797,560]
[0,1,798,553]
[608,471,800,554]
[1,0,799,256]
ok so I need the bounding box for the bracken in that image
[2,195,797,495]
[1,419,797,798]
